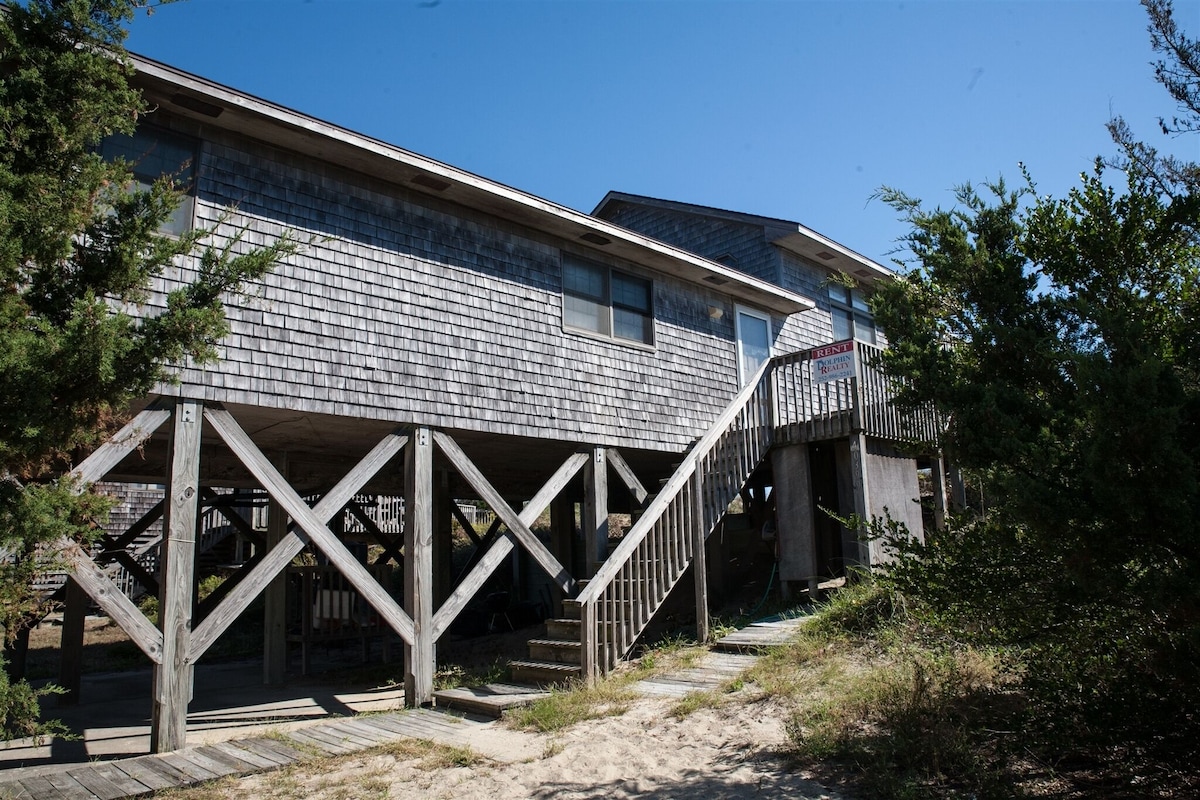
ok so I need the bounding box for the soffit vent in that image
[816,251,837,261]
[171,93,223,118]
[411,174,452,191]
[855,269,872,277]
[704,275,729,285]
[579,232,610,246]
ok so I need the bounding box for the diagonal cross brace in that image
[430,446,587,640]
[59,400,174,663]
[433,432,578,595]
[189,410,412,661]
[606,448,649,506]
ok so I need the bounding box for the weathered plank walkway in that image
[711,613,812,653]
[0,707,539,800]
[633,651,760,697]
[433,682,552,717]
[0,613,813,799]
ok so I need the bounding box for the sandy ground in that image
[220,697,849,800]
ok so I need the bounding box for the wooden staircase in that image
[443,342,942,699]
[508,599,584,686]
[575,362,777,678]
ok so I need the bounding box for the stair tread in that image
[509,660,581,671]
[526,638,580,648]
[433,683,550,718]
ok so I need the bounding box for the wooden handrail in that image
[575,358,775,606]
[577,340,941,676]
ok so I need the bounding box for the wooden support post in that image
[57,578,87,706]
[583,446,608,576]
[690,470,709,643]
[263,453,289,686]
[848,433,872,572]
[580,599,597,685]
[404,427,434,707]
[433,471,453,606]
[771,444,819,597]
[549,494,574,619]
[948,462,967,511]
[929,452,948,532]
[151,398,201,754]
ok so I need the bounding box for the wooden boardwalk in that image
[711,614,812,652]
[633,652,760,697]
[0,614,812,799]
[0,707,539,800]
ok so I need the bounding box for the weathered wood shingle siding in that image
[154,125,738,452]
[599,202,780,284]
[775,250,835,353]
[595,202,841,357]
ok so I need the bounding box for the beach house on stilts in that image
[52,53,942,752]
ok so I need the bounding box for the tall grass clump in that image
[765,581,1024,800]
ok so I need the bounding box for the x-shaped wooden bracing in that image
[63,399,586,666]
[63,401,174,664]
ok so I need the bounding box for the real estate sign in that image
[812,340,856,384]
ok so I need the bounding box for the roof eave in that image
[131,55,813,316]
[595,191,894,287]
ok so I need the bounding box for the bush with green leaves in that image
[0,0,298,737]
[869,1,1200,770]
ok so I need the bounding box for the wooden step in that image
[561,599,581,619]
[545,618,581,639]
[433,683,549,719]
[527,638,581,664]
[508,660,581,686]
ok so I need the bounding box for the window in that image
[735,306,772,385]
[827,283,878,345]
[99,126,198,237]
[563,256,654,345]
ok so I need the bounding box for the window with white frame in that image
[827,283,878,345]
[99,125,198,237]
[562,255,654,345]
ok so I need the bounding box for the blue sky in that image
[124,0,1199,269]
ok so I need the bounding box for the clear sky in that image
[123,0,1199,269]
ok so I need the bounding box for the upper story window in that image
[99,126,198,237]
[563,255,654,346]
[827,283,878,346]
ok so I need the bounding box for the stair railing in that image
[576,359,776,677]
[575,341,942,677]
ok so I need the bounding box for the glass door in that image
[735,306,771,385]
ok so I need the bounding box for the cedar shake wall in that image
[596,202,845,357]
[149,125,741,453]
[598,202,780,284]
[775,250,836,353]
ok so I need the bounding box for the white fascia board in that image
[132,55,814,317]
[768,223,894,285]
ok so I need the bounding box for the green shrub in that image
[0,653,68,743]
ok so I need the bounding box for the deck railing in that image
[577,340,940,676]
[773,340,939,445]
